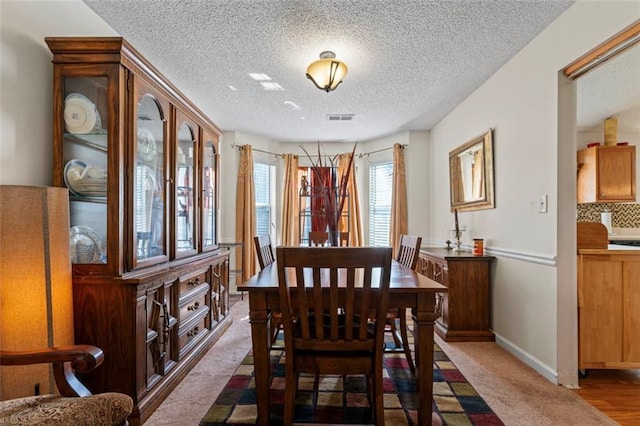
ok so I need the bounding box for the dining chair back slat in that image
[308,231,350,246]
[254,235,275,269]
[396,234,422,269]
[308,231,329,246]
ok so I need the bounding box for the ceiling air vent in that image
[326,114,354,121]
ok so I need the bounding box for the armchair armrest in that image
[0,345,104,397]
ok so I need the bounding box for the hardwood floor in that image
[572,369,640,425]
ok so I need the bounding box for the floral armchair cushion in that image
[0,345,133,425]
[0,392,133,425]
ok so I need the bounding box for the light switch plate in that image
[537,195,548,213]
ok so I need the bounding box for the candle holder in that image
[453,228,464,251]
[448,227,467,251]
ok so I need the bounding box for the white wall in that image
[428,1,640,384]
[0,1,117,186]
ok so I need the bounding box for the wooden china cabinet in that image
[46,37,230,425]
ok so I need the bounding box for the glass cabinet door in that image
[134,89,168,266]
[202,135,218,251]
[175,114,198,256]
[63,76,108,265]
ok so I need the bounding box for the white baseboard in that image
[494,332,558,384]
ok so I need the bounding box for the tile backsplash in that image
[577,203,640,228]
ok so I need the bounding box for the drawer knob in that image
[187,326,200,337]
[188,277,201,287]
[187,301,200,311]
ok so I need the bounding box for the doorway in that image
[559,21,640,423]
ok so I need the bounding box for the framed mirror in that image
[449,129,495,212]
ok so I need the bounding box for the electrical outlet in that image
[537,195,548,213]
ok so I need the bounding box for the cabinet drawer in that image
[178,284,210,323]
[177,269,209,296]
[178,309,209,356]
[418,255,447,285]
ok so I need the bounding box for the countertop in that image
[608,227,640,241]
[607,244,640,250]
[579,245,640,254]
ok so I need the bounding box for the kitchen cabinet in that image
[418,248,495,341]
[46,37,229,425]
[577,145,636,203]
[577,249,640,369]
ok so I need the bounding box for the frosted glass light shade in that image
[306,51,348,92]
[0,185,74,399]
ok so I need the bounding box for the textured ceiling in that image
[82,0,579,143]
[577,44,640,133]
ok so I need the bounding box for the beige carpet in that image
[435,338,616,426]
[144,298,614,425]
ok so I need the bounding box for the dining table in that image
[238,258,447,426]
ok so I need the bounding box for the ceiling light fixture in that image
[306,51,348,92]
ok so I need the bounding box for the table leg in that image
[247,292,271,426]
[413,292,436,426]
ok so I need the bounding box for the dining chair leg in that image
[312,372,320,408]
[373,367,384,425]
[388,317,402,347]
[398,308,415,374]
[270,311,282,345]
[284,369,297,425]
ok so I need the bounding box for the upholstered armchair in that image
[0,344,133,425]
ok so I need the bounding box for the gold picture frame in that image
[449,129,495,212]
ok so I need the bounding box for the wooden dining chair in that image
[339,231,350,247]
[308,231,329,246]
[276,246,392,426]
[254,234,275,269]
[386,234,422,374]
[253,235,281,346]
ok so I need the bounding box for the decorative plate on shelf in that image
[64,159,107,197]
[64,93,102,134]
[69,225,105,263]
[137,127,157,162]
[63,159,87,196]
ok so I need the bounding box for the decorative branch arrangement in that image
[299,142,358,246]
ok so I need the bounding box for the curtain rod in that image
[231,143,283,158]
[232,144,344,159]
[358,144,407,158]
[232,143,407,159]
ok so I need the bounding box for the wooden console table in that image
[418,248,495,342]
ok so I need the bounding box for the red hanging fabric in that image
[311,167,331,232]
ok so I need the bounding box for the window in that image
[254,162,276,243]
[369,162,393,246]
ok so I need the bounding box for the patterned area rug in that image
[200,331,503,426]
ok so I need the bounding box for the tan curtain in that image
[280,154,299,246]
[338,153,363,247]
[235,145,256,281]
[390,143,408,256]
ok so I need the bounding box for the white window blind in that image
[254,162,276,243]
[369,162,393,247]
